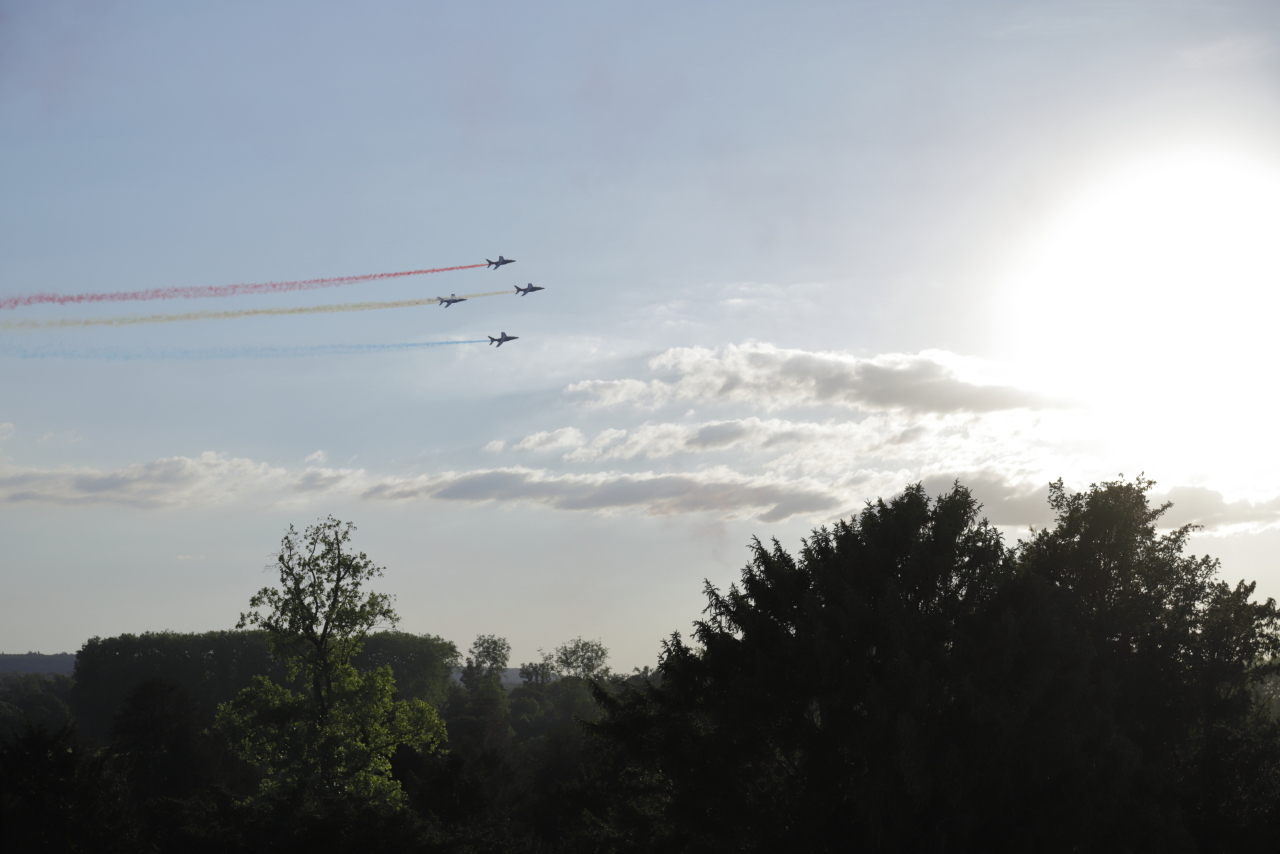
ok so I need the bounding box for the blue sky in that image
[4,1,1280,668]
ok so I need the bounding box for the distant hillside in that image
[0,652,75,675]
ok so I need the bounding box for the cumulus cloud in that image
[514,427,585,451]
[1154,486,1280,533]
[482,440,506,452]
[519,411,1074,484]
[551,417,870,463]
[304,450,327,463]
[568,345,1049,414]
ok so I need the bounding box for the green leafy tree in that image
[215,517,445,810]
[520,637,611,686]
[459,634,511,692]
[552,637,611,681]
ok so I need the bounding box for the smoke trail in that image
[0,263,488,311]
[1,291,515,331]
[0,340,490,360]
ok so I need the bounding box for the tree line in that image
[3,479,1280,852]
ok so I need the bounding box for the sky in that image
[3,0,1280,669]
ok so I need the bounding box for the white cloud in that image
[514,427,585,451]
[568,345,1050,414]
[0,423,13,441]
[482,439,506,452]
[304,450,328,463]
[519,411,1086,488]
[552,417,860,462]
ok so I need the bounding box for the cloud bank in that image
[568,345,1050,413]
[365,466,841,523]
[0,454,841,523]
[1154,486,1280,533]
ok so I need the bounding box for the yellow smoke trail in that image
[1,291,517,331]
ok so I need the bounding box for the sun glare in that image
[999,149,1280,488]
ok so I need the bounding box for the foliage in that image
[71,630,284,745]
[520,637,612,687]
[591,479,1280,852]
[460,634,511,692]
[70,629,457,749]
[359,631,460,708]
[0,672,73,735]
[218,664,443,807]
[108,676,233,803]
[552,637,611,681]
[215,517,445,810]
[236,516,397,685]
[0,721,138,853]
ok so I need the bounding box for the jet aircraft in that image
[514,283,544,296]
[488,332,518,347]
[438,294,467,307]
[487,256,516,269]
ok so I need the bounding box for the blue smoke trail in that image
[0,340,490,360]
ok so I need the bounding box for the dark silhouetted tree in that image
[591,480,1280,853]
[0,722,138,853]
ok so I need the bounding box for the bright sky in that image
[3,1,1280,668]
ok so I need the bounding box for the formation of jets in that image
[448,255,533,347]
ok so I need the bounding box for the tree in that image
[0,721,139,853]
[591,480,1280,853]
[459,634,511,692]
[110,677,218,802]
[552,637,611,681]
[519,637,611,686]
[1016,478,1280,849]
[215,517,445,810]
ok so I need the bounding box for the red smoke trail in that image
[0,263,488,311]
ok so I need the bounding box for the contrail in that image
[0,340,490,360]
[0,263,488,311]
[1,290,515,331]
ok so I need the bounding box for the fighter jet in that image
[486,256,516,269]
[514,283,544,297]
[438,294,467,307]
[488,332,518,347]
